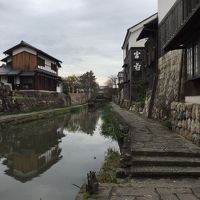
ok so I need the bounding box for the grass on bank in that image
[97,148,120,183]
[100,104,123,141]
[83,149,120,199]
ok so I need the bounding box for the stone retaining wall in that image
[0,81,72,113]
[0,82,14,112]
[69,93,91,105]
[171,102,200,145]
[152,50,183,120]
[13,90,71,112]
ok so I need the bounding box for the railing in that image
[159,0,200,53]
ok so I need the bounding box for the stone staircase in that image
[112,104,200,179]
[117,149,200,178]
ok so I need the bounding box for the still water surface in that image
[0,108,118,200]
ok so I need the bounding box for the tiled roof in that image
[3,41,62,64]
[0,64,21,75]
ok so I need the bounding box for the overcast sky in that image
[0,0,157,85]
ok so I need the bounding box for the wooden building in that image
[0,41,63,92]
[137,14,158,117]
[121,14,157,104]
[159,0,200,103]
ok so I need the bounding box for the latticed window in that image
[187,40,200,79]
[38,57,45,67]
[187,46,193,79]
[51,63,57,72]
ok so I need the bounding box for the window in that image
[21,77,32,84]
[38,57,45,67]
[187,46,193,79]
[194,43,200,76]
[186,40,200,79]
[51,63,57,72]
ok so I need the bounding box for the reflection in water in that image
[0,117,65,182]
[0,110,101,183]
[0,108,118,200]
[64,110,100,135]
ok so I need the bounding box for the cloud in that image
[0,0,157,85]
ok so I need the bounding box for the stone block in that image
[156,187,191,195]
[160,194,179,200]
[191,187,200,198]
[111,196,136,200]
[177,121,182,128]
[182,120,186,129]
[111,187,156,196]
[191,120,196,133]
[176,193,198,200]
[195,106,200,120]
[187,119,191,132]
[195,120,200,134]
[171,102,177,110]
[180,128,185,136]
[192,105,196,119]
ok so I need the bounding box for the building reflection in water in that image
[0,115,67,183]
[64,110,100,135]
[0,109,100,182]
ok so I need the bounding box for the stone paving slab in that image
[76,179,200,199]
[77,184,200,199]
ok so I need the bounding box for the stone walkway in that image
[0,104,87,127]
[112,103,200,178]
[112,103,200,155]
[76,179,200,200]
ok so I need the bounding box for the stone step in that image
[116,166,200,178]
[131,150,200,158]
[130,156,200,167]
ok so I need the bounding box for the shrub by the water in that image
[97,148,120,183]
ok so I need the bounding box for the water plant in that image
[100,104,122,141]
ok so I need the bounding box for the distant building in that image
[0,41,63,92]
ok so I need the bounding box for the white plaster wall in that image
[56,82,63,93]
[123,28,146,60]
[13,47,37,56]
[123,50,126,60]
[185,96,200,104]
[38,56,58,74]
[122,14,157,59]
[158,0,177,22]
[129,28,146,48]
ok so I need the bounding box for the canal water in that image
[0,108,119,200]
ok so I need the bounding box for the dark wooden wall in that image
[12,52,37,71]
[34,74,57,91]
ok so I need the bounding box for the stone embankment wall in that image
[0,81,72,113]
[171,102,200,145]
[69,93,91,105]
[152,50,183,120]
[14,90,71,112]
[0,82,15,112]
